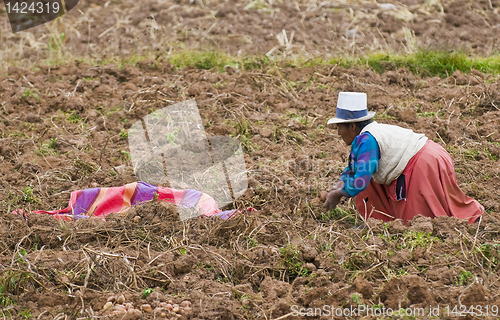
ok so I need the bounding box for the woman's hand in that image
[323,189,344,211]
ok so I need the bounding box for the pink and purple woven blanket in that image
[29,181,246,220]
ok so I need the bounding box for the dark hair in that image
[354,119,373,131]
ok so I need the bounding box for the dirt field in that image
[2,0,500,66]
[1,0,500,319]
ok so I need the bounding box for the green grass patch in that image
[73,159,99,177]
[6,45,500,78]
[0,271,33,307]
[172,50,269,71]
[272,127,304,145]
[319,207,357,225]
[247,237,258,248]
[329,51,500,77]
[35,138,58,156]
[120,129,128,140]
[141,287,154,299]
[464,148,480,160]
[484,146,499,161]
[19,89,40,103]
[476,243,500,269]
[169,51,239,72]
[342,251,375,272]
[3,130,26,139]
[67,112,82,123]
[456,270,474,286]
[397,231,439,251]
[18,308,32,320]
[22,187,41,205]
[231,118,259,152]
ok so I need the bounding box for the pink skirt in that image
[355,140,484,224]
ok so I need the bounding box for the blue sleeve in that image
[341,132,380,197]
[339,166,351,182]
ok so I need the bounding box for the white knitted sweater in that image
[361,122,428,185]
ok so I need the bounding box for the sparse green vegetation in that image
[464,149,480,160]
[212,81,228,89]
[417,111,444,118]
[279,245,310,281]
[36,138,58,156]
[247,237,258,248]
[18,308,32,319]
[169,51,241,72]
[456,270,474,286]
[47,32,65,52]
[342,251,375,271]
[373,113,397,121]
[141,287,154,299]
[73,159,99,177]
[397,266,408,276]
[484,147,499,161]
[396,231,439,252]
[477,243,500,269]
[329,50,500,77]
[105,106,122,117]
[120,129,128,140]
[49,138,57,149]
[28,49,496,78]
[352,294,360,304]
[3,130,26,139]
[120,150,131,162]
[231,118,259,151]
[244,0,272,12]
[0,271,33,307]
[165,50,500,77]
[22,187,41,205]
[6,46,500,79]
[67,112,82,124]
[272,127,304,145]
[319,207,357,225]
[285,111,310,125]
[166,129,179,144]
[0,287,15,308]
[20,89,40,103]
[203,263,214,271]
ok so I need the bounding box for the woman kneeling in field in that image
[323,92,484,224]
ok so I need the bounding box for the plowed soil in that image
[1,0,500,319]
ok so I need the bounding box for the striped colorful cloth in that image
[29,181,247,221]
[339,132,380,197]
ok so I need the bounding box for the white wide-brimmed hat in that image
[327,92,376,124]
